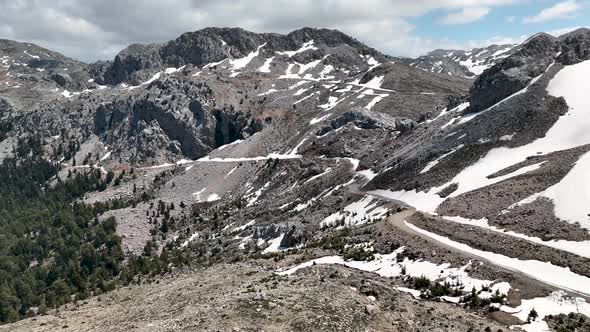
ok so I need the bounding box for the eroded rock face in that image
[93,76,262,162]
[212,108,261,147]
[95,96,260,161]
[280,226,305,248]
[469,33,557,113]
[252,224,283,241]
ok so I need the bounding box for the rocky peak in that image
[0,39,86,71]
[517,33,557,57]
[558,27,590,41]
[284,27,383,56]
[400,43,518,78]
[162,27,265,66]
[468,33,557,113]
[557,29,590,65]
[0,39,93,100]
[101,43,164,84]
[468,30,590,114]
[94,27,387,85]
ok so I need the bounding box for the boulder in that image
[394,118,417,133]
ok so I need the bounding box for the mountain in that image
[91,27,388,85]
[0,39,95,110]
[400,43,518,77]
[1,27,590,331]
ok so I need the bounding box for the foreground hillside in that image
[1,27,590,332]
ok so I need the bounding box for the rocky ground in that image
[0,262,513,332]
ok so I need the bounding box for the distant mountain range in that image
[400,43,518,77]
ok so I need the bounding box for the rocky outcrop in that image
[557,28,590,65]
[95,99,260,160]
[279,225,304,248]
[316,111,381,136]
[50,72,92,91]
[161,27,263,69]
[94,78,262,162]
[394,118,417,133]
[212,108,261,147]
[469,33,557,113]
[252,224,283,241]
[97,43,163,85]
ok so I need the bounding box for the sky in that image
[0,0,587,62]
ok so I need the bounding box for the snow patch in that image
[230,43,266,71]
[321,196,388,228]
[258,57,274,73]
[276,40,318,57]
[262,234,286,253]
[277,247,509,298]
[305,168,332,183]
[100,151,112,162]
[310,113,331,125]
[207,194,220,202]
[181,232,199,248]
[364,95,386,110]
[232,220,256,233]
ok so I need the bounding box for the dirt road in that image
[384,208,590,300]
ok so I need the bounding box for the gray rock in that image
[558,28,590,65]
[469,33,557,113]
[365,304,379,315]
[253,290,266,301]
[394,118,417,133]
[279,226,304,249]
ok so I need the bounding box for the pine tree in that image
[37,297,47,315]
[528,308,539,322]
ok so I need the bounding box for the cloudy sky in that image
[0,0,587,62]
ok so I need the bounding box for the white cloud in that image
[440,7,491,25]
[524,0,581,23]
[505,15,517,23]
